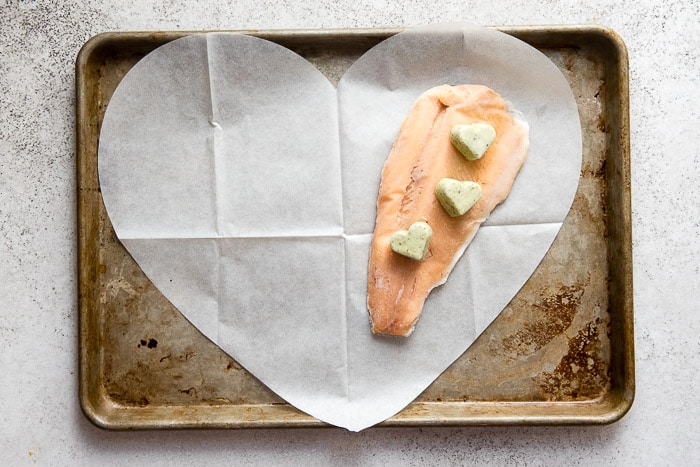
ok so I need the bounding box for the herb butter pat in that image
[435,178,482,217]
[450,123,496,160]
[389,222,432,261]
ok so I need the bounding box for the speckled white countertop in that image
[1,0,698,464]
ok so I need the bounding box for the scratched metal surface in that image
[77,27,633,428]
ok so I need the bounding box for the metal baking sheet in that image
[77,26,634,429]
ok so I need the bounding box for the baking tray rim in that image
[76,24,634,430]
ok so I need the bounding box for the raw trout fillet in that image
[367,84,529,336]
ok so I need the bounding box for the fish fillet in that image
[367,84,529,336]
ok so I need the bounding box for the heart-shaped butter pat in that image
[390,221,432,261]
[435,178,483,217]
[450,123,496,160]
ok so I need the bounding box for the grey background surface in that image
[1,0,698,464]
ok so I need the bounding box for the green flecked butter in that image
[390,221,432,261]
[450,123,496,160]
[435,178,482,217]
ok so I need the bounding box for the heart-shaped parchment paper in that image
[98,24,582,431]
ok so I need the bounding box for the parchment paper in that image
[98,24,582,431]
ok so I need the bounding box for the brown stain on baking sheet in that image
[536,318,610,400]
[498,285,584,357]
[137,338,158,349]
